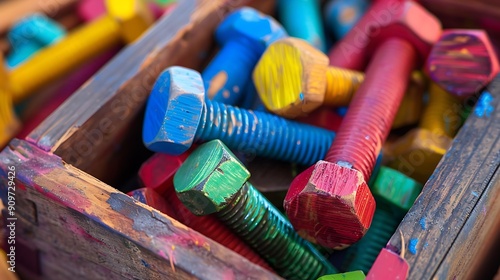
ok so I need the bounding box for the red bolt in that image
[284,1,441,249]
[328,0,437,71]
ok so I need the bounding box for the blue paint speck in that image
[141,259,150,268]
[474,92,494,118]
[409,238,418,255]
[419,217,427,230]
[472,191,479,198]
[424,243,429,249]
[299,93,304,101]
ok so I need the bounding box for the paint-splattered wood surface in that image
[27,0,275,183]
[435,167,500,280]
[385,75,500,279]
[0,139,280,280]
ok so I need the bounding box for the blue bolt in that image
[202,7,287,105]
[278,0,327,52]
[324,0,368,40]
[143,66,335,166]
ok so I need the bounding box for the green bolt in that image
[338,166,422,273]
[317,270,366,280]
[174,140,338,279]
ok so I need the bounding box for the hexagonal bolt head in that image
[386,128,452,184]
[174,140,250,216]
[317,270,366,280]
[105,0,154,43]
[253,37,328,118]
[368,1,441,61]
[284,160,376,249]
[142,66,204,155]
[371,166,422,219]
[426,29,499,98]
[216,7,287,54]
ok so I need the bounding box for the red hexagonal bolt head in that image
[284,1,441,249]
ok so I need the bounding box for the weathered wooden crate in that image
[0,0,499,279]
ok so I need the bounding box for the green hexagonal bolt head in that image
[174,140,338,279]
[174,140,250,215]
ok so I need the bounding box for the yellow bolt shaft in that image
[419,83,461,138]
[9,15,122,104]
[324,66,364,107]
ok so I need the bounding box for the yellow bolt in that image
[386,82,461,183]
[0,55,20,148]
[0,0,154,147]
[392,71,426,129]
[8,0,154,104]
[419,83,461,138]
[253,38,428,122]
[253,37,364,118]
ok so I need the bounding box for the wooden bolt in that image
[426,29,499,99]
[284,1,441,249]
[386,83,461,184]
[7,0,154,104]
[253,37,365,118]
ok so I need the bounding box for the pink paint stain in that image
[60,216,104,244]
[31,182,91,213]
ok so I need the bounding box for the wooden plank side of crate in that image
[434,168,500,280]
[0,139,280,280]
[384,76,500,279]
[27,0,274,181]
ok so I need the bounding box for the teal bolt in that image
[339,166,422,273]
[143,66,335,166]
[7,13,66,68]
[278,0,327,52]
[174,140,338,279]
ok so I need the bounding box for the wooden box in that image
[0,0,499,279]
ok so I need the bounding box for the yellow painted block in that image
[10,0,154,104]
[420,82,462,138]
[0,56,20,148]
[385,128,452,184]
[392,71,426,129]
[10,17,121,103]
[106,0,154,43]
[253,38,328,118]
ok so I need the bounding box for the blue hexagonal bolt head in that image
[7,13,66,68]
[143,66,335,166]
[202,7,287,105]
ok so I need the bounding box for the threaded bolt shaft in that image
[324,66,365,107]
[325,39,416,181]
[163,186,273,271]
[195,100,335,166]
[218,182,337,279]
[419,83,461,138]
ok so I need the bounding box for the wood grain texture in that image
[0,0,78,35]
[0,139,280,279]
[28,0,275,182]
[435,166,500,280]
[385,75,500,279]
